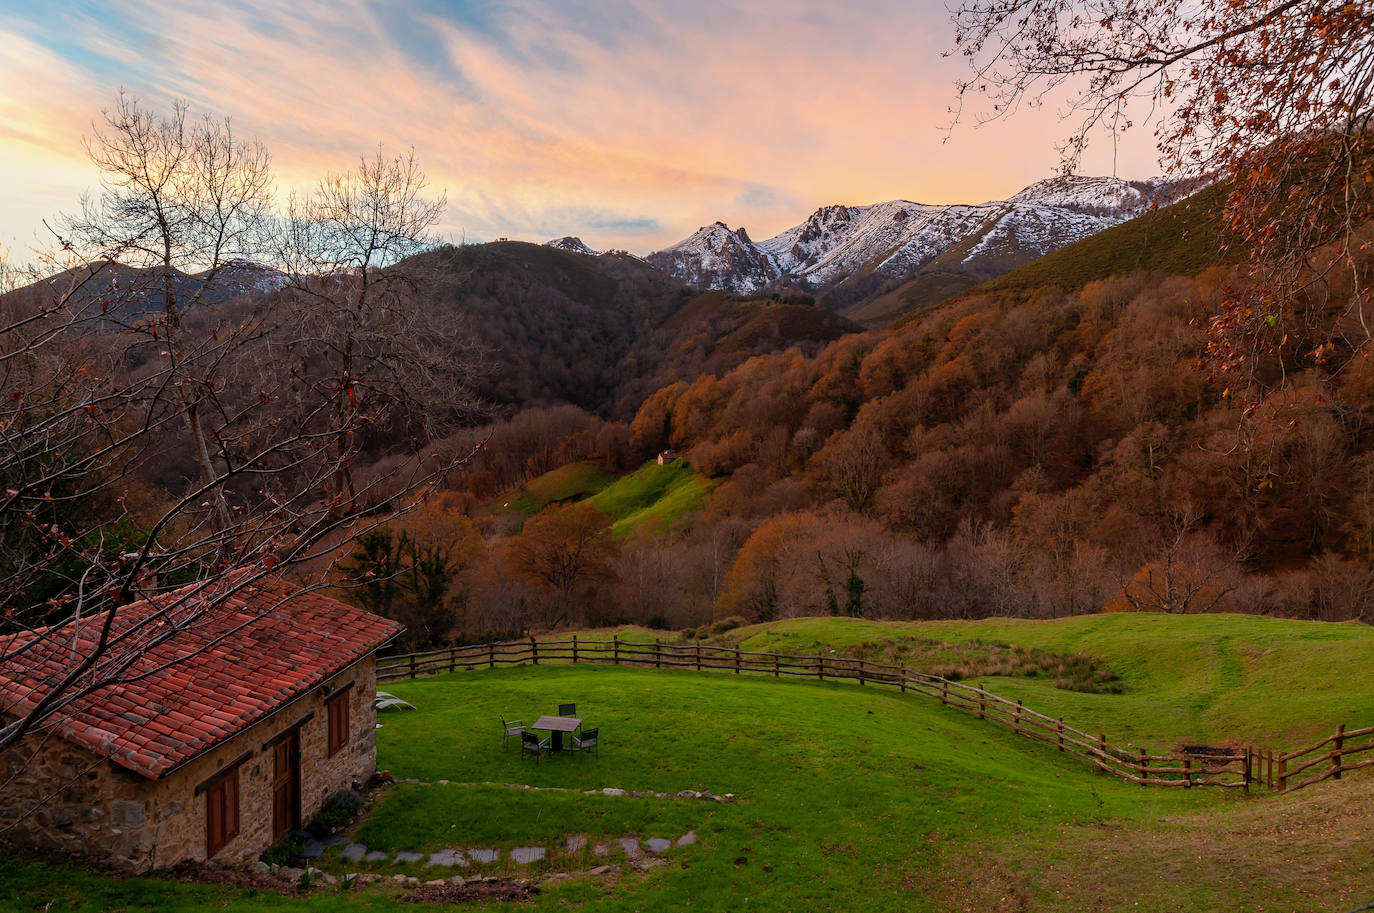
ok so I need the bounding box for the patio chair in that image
[570,727,598,759]
[501,715,525,750]
[521,730,551,761]
[559,702,577,718]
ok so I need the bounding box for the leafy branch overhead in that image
[950,0,1374,398]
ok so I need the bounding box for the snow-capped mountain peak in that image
[546,236,601,256]
[646,221,776,294]
[647,175,1188,301]
[1004,175,1169,216]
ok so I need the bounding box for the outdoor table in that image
[530,715,581,752]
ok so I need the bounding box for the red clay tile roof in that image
[0,575,403,779]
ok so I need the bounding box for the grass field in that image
[721,614,1374,749]
[5,614,1374,912]
[495,461,616,517]
[493,459,715,540]
[590,460,715,538]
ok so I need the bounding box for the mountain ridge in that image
[636,175,1187,321]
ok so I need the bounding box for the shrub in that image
[306,789,366,837]
[710,616,747,635]
[260,834,306,867]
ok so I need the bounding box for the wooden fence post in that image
[941,680,949,705]
[1243,748,1251,792]
[409,655,417,679]
[978,689,986,720]
[489,642,495,668]
[655,639,662,669]
[1013,701,1022,734]
[531,636,539,666]
[572,635,579,664]
[1138,748,1147,785]
[1098,734,1107,762]
[774,653,780,678]
[858,658,866,686]
[1334,724,1346,780]
[1278,756,1288,792]
[818,652,824,681]
[1183,757,1192,788]
[734,648,741,675]
[696,643,702,672]
[613,635,620,666]
[899,663,906,693]
[1056,719,1064,751]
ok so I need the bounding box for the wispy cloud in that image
[0,0,1163,253]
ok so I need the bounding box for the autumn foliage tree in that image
[950,0,1374,397]
[506,502,619,628]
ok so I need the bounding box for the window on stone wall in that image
[205,766,240,857]
[327,690,350,757]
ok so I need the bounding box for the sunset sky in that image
[0,0,1164,255]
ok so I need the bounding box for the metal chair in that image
[570,727,598,758]
[521,730,551,760]
[501,715,525,750]
[559,703,577,717]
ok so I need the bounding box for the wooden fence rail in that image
[376,635,1360,795]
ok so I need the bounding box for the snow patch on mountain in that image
[649,175,1185,297]
[546,236,600,256]
[199,259,289,295]
[646,222,777,295]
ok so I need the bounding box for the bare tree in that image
[47,91,275,527]
[949,0,1374,398]
[281,148,483,513]
[0,99,483,773]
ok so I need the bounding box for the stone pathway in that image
[391,779,738,803]
[313,781,710,883]
[326,828,698,872]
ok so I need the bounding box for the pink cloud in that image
[0,1,1164,253]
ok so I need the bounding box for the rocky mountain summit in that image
[644,176,1182,299]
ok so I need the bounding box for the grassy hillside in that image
[10,665,1372,912]
[972,180,1233,298]
[843,269,979,327]
[492,459,714,539]
[722,613,1374,748]
[496,461,616,516]
[591,459,715,538]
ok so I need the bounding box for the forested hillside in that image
[375,202,1374,644]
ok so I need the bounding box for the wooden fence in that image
[377,635,1361,795]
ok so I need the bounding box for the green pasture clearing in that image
[590,459,715,538]
[725,613,1374,749]
[491,459,714,539]
[495,460,615,516]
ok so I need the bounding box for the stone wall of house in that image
[0,730,149,869]
[0,655,381,873]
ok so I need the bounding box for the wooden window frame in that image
[204,765,241,857]
[327,689,350,757]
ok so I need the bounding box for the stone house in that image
[0,576,403,872]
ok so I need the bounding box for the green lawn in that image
[724,613,1374,748]
[6,629,1374,912]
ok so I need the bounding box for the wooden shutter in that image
[205,766,240,856]
[328,690,350,756]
